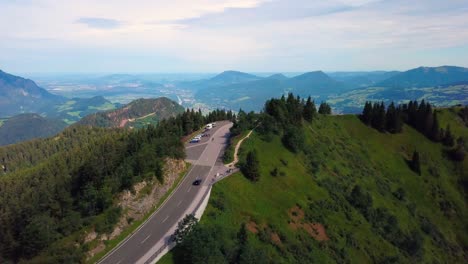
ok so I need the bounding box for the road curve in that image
[98,121,232,264]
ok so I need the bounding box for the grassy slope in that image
[184,110,466,263]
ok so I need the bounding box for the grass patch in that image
[157,251,174,264]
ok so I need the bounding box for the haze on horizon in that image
[1,0,468,74]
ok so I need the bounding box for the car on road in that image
[190,138,200,143]
[192,179,202,185]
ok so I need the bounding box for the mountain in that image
[208,70,262,85]
[377,66,468,88]
[329,71,401,88]
[77,97,184,128]
[177,71,263,92]
[267,73,288,80]
[0,70,66,116]
[287,71,345,94]
[0,113,67,146]
[194,71,346,111]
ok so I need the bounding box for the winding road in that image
[98,121,233,264]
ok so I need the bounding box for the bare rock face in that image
[86,158,186,259]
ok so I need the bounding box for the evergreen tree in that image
[318,102,331,115]
[242,151,260,182]
[443,125,455,147]
[430,111,441,141]
[362,101,373,125]
[303,96,316,122]
[410,151,421,175]
[385,102,397,133]
[237,223,248,245]
[450,137,466,161]
[372,102,386,131]
[459,106,468,125]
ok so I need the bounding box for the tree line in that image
[361,100,466,161]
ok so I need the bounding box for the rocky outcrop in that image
[85,158,186,259]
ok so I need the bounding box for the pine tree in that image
[318,102,331,115]
[303,96,316,122]
[385,102,397,133]
[237,223,248,245]
[430,111,441,141]
[373,102,386,131]
[242,151,260,182]
[450,137,466,161]
[443,125,455,147]
[410,151,421,175]
[362,101,373,125]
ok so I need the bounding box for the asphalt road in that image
[99,121,232,264]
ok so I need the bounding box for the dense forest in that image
[166,94,467,264]
[0,108,234,263]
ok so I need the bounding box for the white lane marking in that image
[116,260,122,264]
[177,200,182,207]
[187,186,192,192]
[162,215,169,223]
[141,235,151,244]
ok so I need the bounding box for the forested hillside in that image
[0,108,234,263]
[165,95,467,264]
[0,114,67,146]
[77,97,184,128]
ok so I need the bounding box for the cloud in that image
[0,0,467,72]
[76,17,122,29]
[164,0,365,28]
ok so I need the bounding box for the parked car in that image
[190,138,200,143]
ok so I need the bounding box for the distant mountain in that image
[0,70,66,116]
[329,71,401,88]
[77,97,184,128]
[0,113,67,146]
[377,66,468,88]
[195,71,346,111]
[267,73,288,80]
[287,71,345,95]
[208,70,262,85]
[178,70,262,91]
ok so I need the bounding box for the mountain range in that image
[192,66,468,112]
[377,66,468,88]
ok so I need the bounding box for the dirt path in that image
[226,130,254,168]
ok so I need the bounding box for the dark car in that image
[192,179,202,185]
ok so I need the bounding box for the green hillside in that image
[77,97,184,128]
[0,114,67,146]
[165,100,467,263]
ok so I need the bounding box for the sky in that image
[1,0,468,73]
